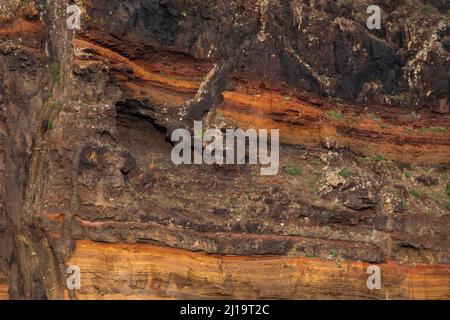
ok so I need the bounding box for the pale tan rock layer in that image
[65,241,450,300]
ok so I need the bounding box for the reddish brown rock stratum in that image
[0,0,449,300]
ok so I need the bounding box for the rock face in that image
[67,241,449,299]
[0,0,449,300]
[82,0,449,109]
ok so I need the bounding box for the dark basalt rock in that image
[82,0,449,111]
[416,175,439,186]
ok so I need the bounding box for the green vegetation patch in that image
[50,63,60,85]
[423,4,433,12]
[284,165,301,176]
[410,189,420,199]
[445,201,450,211]
[327,110,344,121]
[429,127,449,134]
[338,168,352,178]
[400,199,409,210]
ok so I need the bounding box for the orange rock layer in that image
[0,271,9,300]
[2,20,449,165]
[74,38,450,166]
[218,91,450,165]
[66,241,450,300]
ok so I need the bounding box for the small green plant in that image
[47,120,54,130]
[125,181,134,191]
[429,191,440,201]
[429,127,449,134]
[404,171,412,179]
[304,252,316,258]
[338,168,352,178]
[446,184,450,197]
[230,209,242,217]
[284,165,301,176]
[403,127,414,134]
[329,249,338,259]
[49,99,60,109]
[331,203,343,212]
[400,199,408,210]
[224,197,231,207]
[423,4,433,12]
[327,110,344,121]
[445,201,450,211]
[50,63,60,85]
[410,189,420,199]
[418,127,426,136]
[195,128,206,139]
[374,154,386,162]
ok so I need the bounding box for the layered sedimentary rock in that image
[0,270,8,300]
[79,0,449,108]
[0,0,449,300]
[67,240,449,300]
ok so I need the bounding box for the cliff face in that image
[0,0,449,300]
[81,0,449,109]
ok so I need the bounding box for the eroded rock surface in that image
[0,0,449,300]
